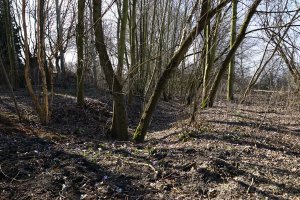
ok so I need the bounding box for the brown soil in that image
[0,89,299,199]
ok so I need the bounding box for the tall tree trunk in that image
[93,0,128,140]
[55,0,64,86]
[200,7,222,108]
[202,0,211,101]
[226,0,237,101]
[38,0,50,123]
[88,0,98,88]
[203,0,262,108]
[201,6,222,105]
[55,0,63,80]
[76,0,85,106]
[112,0,128,138]
[22,0,50,124]
[156,0,169,102]
[117,0,128,79]
[138,0,147,96]
[4,0,19,89]
[143,0,158,102]
[133,0,231,143]
[128,0,137,105]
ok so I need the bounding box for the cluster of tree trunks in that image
[10,0,300,142]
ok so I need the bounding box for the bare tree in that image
[226,0,237,101]
[93,0,128,140]
[76,0,85,106]
[133,0,231,142]
[22,0,50,124]
[203,0,262,108]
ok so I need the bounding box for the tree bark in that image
[22,0,49,124]
[128,0,137,105]
[226,0,237,101]
[37,0,50,123]
[117,0,128,79]
[202,0,211,101]
[88,0,98,88]
[4,0,18,89]
[93,0,128,140]
[76,0,85,106]
[55,0,66,88]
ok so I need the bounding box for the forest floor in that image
[0,88,300,200]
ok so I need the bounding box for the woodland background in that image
[0,0,299,199]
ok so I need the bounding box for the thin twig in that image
[247,178,254,194]
[0,164,32,182]
[119,158,156,173]
[108,155,157,174]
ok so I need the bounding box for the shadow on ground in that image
[0,114,153,199]
[0,89,186,136]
